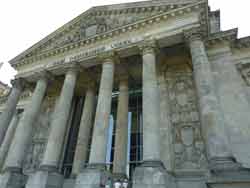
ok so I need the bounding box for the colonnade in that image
[0,30,234,186]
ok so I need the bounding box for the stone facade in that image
[0,0,250,187]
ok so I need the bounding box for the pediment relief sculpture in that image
[14,1,195,60]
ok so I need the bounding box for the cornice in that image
[11,1,206,69]
[10,2,191,65]
[206,28,238,47]
[234,36,250,49]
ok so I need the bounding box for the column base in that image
[112,173,128,181]
[132,160,176,188]
[25,170,63,188]
[0,170,26,188]
[175,169,208,188]
[74,163,112,188]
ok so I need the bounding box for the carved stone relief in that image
[237,64,250,86]
[40,10,159,53]
[167,72,207,170]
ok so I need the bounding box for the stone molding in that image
[206,28,237,47]
[139,39,159,55]
[97,51,119,64]
[184,27,204,43]
[11,1,206,68]
[234,36,250,49]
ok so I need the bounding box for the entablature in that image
[11,0,208,76]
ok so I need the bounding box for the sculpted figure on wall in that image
[174,125,207,169]
[167,71,207,170]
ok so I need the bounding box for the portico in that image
[1,1,250,188]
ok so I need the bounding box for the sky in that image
[0,0,249,85]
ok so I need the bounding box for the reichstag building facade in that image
[0,0,250,187]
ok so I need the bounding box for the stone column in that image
[133,41,175,188]
[40,67,78,171]
[185,28,233,168]
[75,55,115,188]
[4,75,48,171]
[0,79,23,145]
[113,77,129,178]
[71,84,96,176]
[0,111,19,171]
[141,41,161,162]
[88,58,114,165]
[26,67,77,188]
[0,74,48,188]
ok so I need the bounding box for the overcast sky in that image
[0,0,249,85]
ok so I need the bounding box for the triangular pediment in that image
[10,0,202,65]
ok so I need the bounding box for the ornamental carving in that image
[40,11,158,53]
[237,64,250,86]
[167,71,207,170]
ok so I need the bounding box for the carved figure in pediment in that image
[80,16,109,38]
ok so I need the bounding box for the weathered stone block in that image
[132,165,176,188]
[25,171,63,188]
[0,172,26,188]
[75,168,112,188]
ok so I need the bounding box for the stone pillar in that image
[88,59,114,165]
[133,41,175,188]
[75,54,115,188]
[113,77,129,179]
[185,28,233,169]
[0,74,48,188]
[41,67,77,170]
[141,41,161,161]
[0,79,23,146]
[0,111,20,171]
[158,73,174,171]
[26,66,78,188]
[71,84,96,176]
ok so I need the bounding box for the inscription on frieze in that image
[47,38,140,68]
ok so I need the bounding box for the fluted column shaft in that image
[113,78,129,175]
[4,77,48,171]
[141,42,161,161]
[89,60,114,164]
[41,68,77,171]
[0,112,19,171]
[72,85,96,175]
[0,79,23,145]
[186,31,231,162]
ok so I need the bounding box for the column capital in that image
[184,27,204,43]
[62,61,81,75]
[139,39,159,55]
[98,51,119,64]
[21,69,54,83]
[11,78,25,90]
